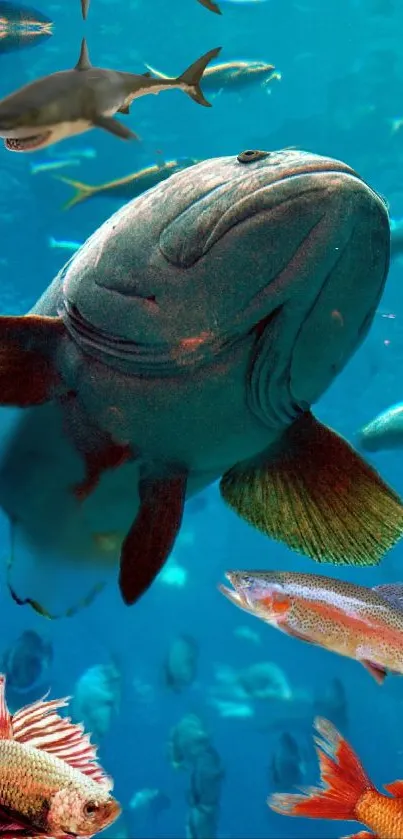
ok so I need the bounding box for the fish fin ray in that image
[373,583,403,611]
[384,780,403,797]
[220,411,403,567]
[119,471,188,605]
[177,47,221,107]
[11,694,112,788]
[359,659,387,685]
[0,315,64,406]
[268,716,373,821]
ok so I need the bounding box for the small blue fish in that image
[48,236,82,252]
[0,1,53,53]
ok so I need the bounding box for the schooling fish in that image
[0,0,53,54]
[144,59,277,93]
[269,716,403,839]
[56,158,199,210]
[0,673,120,836]
[220,571,403,684]
[0,149,401,615]
[0,39,221,152]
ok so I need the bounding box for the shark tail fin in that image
[177,46,221,107]
[55,176,97,210]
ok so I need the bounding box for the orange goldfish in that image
[219,571,403,684]
[0,673,120,837]
[269,716,403,839]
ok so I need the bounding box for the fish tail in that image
[55,175,97,210]
[268,717,374,823]
[177,46,221,107]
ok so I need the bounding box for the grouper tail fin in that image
[177,46,221,107]
[55,175,97,210]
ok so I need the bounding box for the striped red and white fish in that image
[220,570,403,684]
[0,673,120,837]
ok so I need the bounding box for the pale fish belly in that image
[287,601,403,673]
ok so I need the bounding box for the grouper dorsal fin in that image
[119,472,188,605]
[0,315,65,406]
[75,38,91,71]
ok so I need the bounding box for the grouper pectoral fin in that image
[119,472,188,605]
[220,410,403,568]
[93,115,140,142]
[0,315,65,406]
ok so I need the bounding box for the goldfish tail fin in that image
[55,176,97,210]
[178,46,221,107]
[268,717,374,822]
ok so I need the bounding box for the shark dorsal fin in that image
[75,38,91,71]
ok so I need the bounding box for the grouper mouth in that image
[5,131,51,151]
[60,150,390,401]
[61,299,257,374]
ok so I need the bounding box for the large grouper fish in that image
[0,147,402,614]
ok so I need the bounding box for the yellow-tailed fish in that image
[0,673,120,836]
[56,158,199,210]
[220,570,403,684]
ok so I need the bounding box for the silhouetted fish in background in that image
[0,0,52,53]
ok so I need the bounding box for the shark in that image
[0,39,221,152]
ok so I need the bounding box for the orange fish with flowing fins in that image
[0,673,120,837]
[219,571,403,684]
[269,716,403,839]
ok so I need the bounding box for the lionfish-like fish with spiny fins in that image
[269,716,403,839]
[0,673,120,837]
[0,149,402,616]
[220,571,403,684]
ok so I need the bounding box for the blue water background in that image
[0,0,403,836]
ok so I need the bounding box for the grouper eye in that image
[237,149,270,163]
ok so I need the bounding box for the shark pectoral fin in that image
[118,104,130,115]
[119,471,188,605]
[220,410,403,568]
[0,315,65,406]
[93,116,140,141]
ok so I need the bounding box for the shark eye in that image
[237,149,270,163]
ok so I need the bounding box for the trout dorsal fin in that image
[0,675,13,739]
[11,693,113,788]
[373,583,403,610]
[75,38,91,71]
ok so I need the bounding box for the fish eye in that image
[237,150,270,163]
[83,801,98,817]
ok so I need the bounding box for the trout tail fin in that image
[55,176,98,210]
[177,46,221,107]
[268,717,374,822]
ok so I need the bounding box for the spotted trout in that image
[220,571,403,684]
